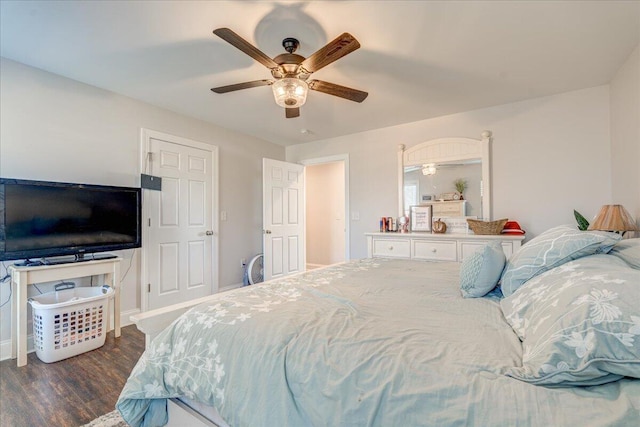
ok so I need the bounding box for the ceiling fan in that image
[210,28,368,118]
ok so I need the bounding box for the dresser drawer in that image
[366,232,524,262]
[459,241,515,260]
[371,238,411,258]
[412,240,457,261]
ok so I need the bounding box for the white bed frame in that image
[165,399,219,427]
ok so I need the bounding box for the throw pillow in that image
[460,242,506,298]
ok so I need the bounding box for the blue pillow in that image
[460,242,506,298]
[500,225,621,297]
[501,255,640,386]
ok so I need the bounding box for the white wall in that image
[0,58,284,350]
[610,44,640,227]
[306,162,345,266]
[287,86,612,259]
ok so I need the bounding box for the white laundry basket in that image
[28,285,113,363]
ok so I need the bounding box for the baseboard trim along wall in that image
[219,282,243,293]
[0,308,140,362]
[306,263,327,270]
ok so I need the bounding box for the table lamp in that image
[588,204,639,236]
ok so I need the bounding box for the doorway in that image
[302,155,349,269]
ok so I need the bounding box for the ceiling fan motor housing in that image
[271,53,306,79]
[282,37,299,54]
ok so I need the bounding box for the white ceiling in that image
[1,1,638,146]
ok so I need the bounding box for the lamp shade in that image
[272,78,308,108]
[588,204,639,232]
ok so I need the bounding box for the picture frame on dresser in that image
[410,205,432,232]
[438,216,475,234]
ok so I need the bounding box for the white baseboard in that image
[0,335,35,363]
[0,307,140,362]
[218,282,243,293]
[120,308,140,328]
[306,263,327,270]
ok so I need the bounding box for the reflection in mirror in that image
[398,132,492,221]
[403,160,482,217]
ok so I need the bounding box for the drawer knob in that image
[389,246,394,250]
[432,248,437,253]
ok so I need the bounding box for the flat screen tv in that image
[0,178,141,262]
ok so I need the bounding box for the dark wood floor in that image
[0,325,145,427]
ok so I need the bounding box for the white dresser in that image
[365,232,525,262]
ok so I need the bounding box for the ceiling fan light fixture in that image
[272,78,308,108]
[422,164,437,176]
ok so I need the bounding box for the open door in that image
[263,158,305,281]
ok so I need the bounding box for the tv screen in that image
[0,178,141,262]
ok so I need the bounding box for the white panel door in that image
[146,136,216,310]
[263,158,305,281]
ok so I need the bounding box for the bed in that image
[117,226,640,426]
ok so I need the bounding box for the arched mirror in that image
[398,131,492,222]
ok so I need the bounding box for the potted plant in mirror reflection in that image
[454,178,468,200]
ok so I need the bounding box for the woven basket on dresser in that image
[467,218,508,235]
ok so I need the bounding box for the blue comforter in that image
[117,258,640,426]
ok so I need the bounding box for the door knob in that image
[205,230,214,236]
[264,230,272,234]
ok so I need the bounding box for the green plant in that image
[454,178,467,194]
[574,210,590,231]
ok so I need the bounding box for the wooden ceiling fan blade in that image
[213,28,279,70]
[300,33,360,73]
[286,107,300,118]
[308,80,368,103]
[211,79,273,94]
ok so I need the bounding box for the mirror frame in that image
[398,130,492,220]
